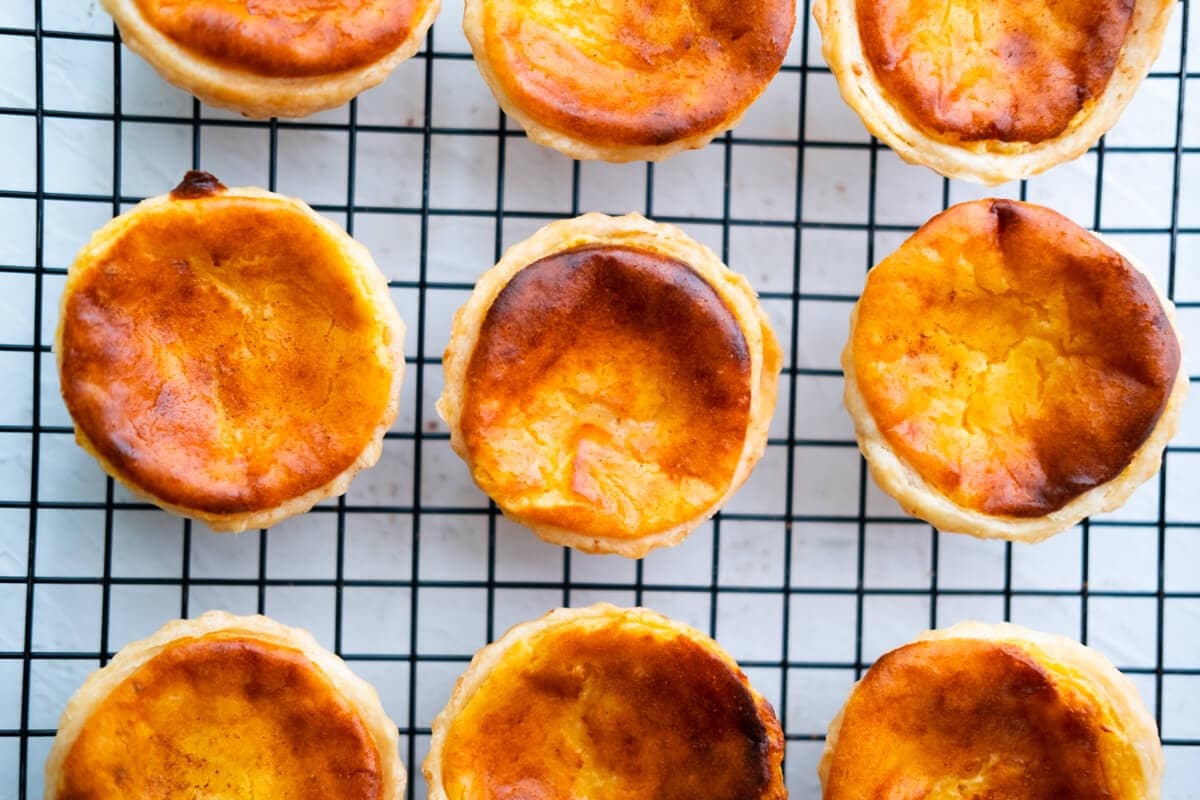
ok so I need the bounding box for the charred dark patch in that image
[170,170,227,200]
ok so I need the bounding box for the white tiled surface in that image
[0,0,1198,798]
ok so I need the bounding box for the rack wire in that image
[0,0,1197,796]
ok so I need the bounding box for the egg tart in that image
[438,213,782,557]
[463,0,796,162]
[44,611,406,800]
[57,171,405,532]
[101,0,439,118]
[814,0,1176,184]
[425,603,786,800]
[844,199,1185,542]
[819,621,1164,799]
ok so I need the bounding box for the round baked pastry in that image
[57,171,405,532]
[814,0,1176,184]
[100,0,439,118]
[425,603,786,800]
[44,610,406,800]
[844,199,1185,542]
[819,621,1164,799]
[438,213,782,557]
[463,0,796,161]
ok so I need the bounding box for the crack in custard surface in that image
[134,0,432,77]
[851,199,1179,517]
[478,0,794,146]
[856,0,1135,142]
[440,619,783,800]
[461,245,752,540]
[57,635,381,800]
[59,195,395,515]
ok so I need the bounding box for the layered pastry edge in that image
[100,0,440,118]
[43,610,407,800]
[55,176,406,533]
[461,0,795,162]
[812,0,1175,184]
[423,602,786,800]
[842,211,1186,543]
[437,213,781,558]
[817,620,1165,799]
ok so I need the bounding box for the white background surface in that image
[0,0,1198,797]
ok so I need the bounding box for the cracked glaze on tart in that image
[814,0,1175,183]
[101,0,440,117]
[819,622,1164,800]
[57,171,405,532]
[463,0,796,161]
[438,214,781,557]
[424,604,786,800]
[844,199,1185,541]
[45,612,406,800]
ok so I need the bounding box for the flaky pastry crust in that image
[44,610,406,800]
[437,213,781,557]
[424,603,786,800]
[462,0,795,162]
[818,621,1163,800]
[813,0,1175,184]
[100,0,439,118]
[56,172,406,533]
[843,200,1186,543]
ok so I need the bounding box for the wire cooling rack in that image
[1,0,1199,797]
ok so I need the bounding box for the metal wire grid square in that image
[0,0,1199,796]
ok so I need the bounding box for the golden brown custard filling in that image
[479,0,795,147]
[856,0,1135,142]
[134,0,432,77]
[59,178,395,515]
[823,638,1131,799]
[852,199,1179,517]
[441,620,783,800]
[57,635,381,800]
[461,245,752,540]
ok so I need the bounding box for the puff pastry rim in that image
[812,0,1176,184]
[43,610,407,800]
[423,602,784,800]
[99,0,440,118]
[461,0,788,162]
[817,620,1164,799]
[55,181,406,533]
[842,232,1186,543]
[437,213,782,558]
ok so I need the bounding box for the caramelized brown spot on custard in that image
[59,194,395,515]
[856,0,1135,142]
[57,635,381,800]
[852,199,1180,517]
[460,245,753,540]
[170,169,226,200]
[134,0,433,78]
[478,0,795,147]
[441,619,785,800]
[823,638,1125,799]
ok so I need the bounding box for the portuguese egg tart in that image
[463,0,796,162]
[438,213,782,557]
[813,0,1175,184]
[819,621,1164,799]
[844,199,1185,542]
[425,603,786,800]
[56,171,405,533]
[44,610,406,800]
[100,0,439,118]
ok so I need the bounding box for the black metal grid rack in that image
[0,0,1198,796]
